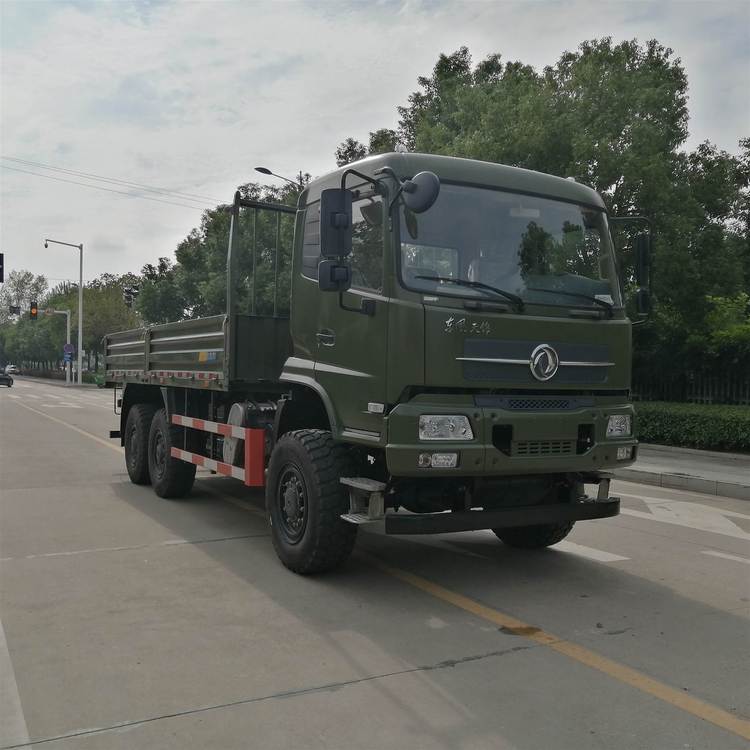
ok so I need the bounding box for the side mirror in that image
[402,171,440,214]
[634,233,650,286]
[318,259,352,292]
[320,188,353,257]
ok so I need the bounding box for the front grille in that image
[513,440,575,457]
[507,398,571,410]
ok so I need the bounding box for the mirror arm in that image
[373,166,407,212]
[340,168,381,192]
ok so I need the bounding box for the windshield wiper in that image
[525,287,614,316]
[415,275,524,312]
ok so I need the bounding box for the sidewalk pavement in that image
[615,443,750,501]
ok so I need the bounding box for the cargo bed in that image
[104,313,291,391]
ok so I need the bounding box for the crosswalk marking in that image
[553,541,630,562]
[701,550,750,565]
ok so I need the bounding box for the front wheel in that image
[266,429,357,574]
[148,408,196,498]
[493,522,574,549]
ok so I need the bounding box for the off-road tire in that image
[124,404,157,484]
[493,522,575,549]
[148,408,196,498]
[266,429,357,574]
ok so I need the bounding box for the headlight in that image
[419,415,474,441]
[606,414,632,438]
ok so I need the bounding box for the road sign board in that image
[63,353,73,363]
[63,344,75,355]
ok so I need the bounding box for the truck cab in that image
[282,154,641,512]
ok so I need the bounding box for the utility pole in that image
[44,239,84,384]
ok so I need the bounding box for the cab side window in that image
[350,197,384,293]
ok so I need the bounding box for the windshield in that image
[399,183,622,311]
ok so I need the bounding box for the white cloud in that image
[1,0,747,285]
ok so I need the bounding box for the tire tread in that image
[268,429,356,574]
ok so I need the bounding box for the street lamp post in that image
[254,166,304,189]
[44,238,83,385]
[46,308,71,385]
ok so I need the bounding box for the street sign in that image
[63,343,75,355]
[63,352,73,363]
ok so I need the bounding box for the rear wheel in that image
[266,429,357,574]
[148,408,196,498]
[124,404,157,484]
[493,522,574,549]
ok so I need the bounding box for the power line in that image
[1,164,212,210]
[2,155,224,204]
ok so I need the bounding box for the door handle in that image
[316,330,336,347]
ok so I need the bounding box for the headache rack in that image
[104,194,296,391]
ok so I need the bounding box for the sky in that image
[1,0,748,287]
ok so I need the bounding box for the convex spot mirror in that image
[320,188,353,258]
[318,259,352,293]
[402,171,440,214]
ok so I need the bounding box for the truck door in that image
[315,195,389,439]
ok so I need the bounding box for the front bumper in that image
[385,396,637,477]
[385,495,619,534]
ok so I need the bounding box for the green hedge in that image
[635,401,750,453]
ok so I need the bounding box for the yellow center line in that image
[374,560,750,742]
[10,397,750,740]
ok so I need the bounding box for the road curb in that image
[12,375,99,390]
[614,467,750,501]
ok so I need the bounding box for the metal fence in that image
[632,371,750,405]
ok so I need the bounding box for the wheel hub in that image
[278,467,307,542]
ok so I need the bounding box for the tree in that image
[335,137,367,166]
[368,128,398,155]
[137,258,187,324]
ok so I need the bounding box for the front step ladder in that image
[340,477,386,524]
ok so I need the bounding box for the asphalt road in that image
[1,377,749,750]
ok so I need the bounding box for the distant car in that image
[0,371,13,387]
[4,364,19,375]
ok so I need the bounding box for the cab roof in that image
[301,152,606,210]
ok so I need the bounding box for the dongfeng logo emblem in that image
[530,344,559,381]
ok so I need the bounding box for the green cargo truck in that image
[105,152,651,574]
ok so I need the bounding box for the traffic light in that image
[30,301,38,320]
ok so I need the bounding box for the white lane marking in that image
[553,541,629,562]
[701,550,750,566]
[39,403,82,409]
[0,616,30,747]
[6,394,20,399]
[25,394,40,399]
[619,493,750,541]
[621,492,750,521]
